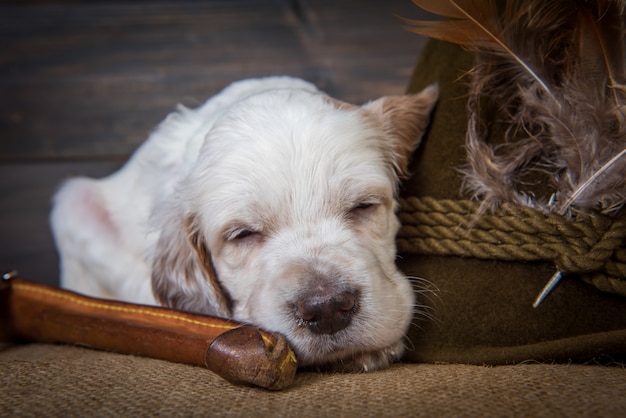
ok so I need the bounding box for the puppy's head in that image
[151,84,438,371]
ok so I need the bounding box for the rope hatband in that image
[397,196,626,297]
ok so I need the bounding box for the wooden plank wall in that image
[0,0,429,286]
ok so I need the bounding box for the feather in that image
[405,0,556,94]
[404,0,626,216]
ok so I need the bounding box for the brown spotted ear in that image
[151,211,233,317]
[363,84,439,178]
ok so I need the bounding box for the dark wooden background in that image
[0,0,429,286]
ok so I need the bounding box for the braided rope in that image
[397,196,626,297]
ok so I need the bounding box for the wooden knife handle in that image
[0,274,297,390]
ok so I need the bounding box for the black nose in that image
[295,290,357,335]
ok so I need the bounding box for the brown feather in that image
[405,0,626,216]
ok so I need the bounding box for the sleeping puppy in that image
[50,77,438,371]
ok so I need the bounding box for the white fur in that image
[51,76,438,371]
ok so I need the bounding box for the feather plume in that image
[403,0,626,216]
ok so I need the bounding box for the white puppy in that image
[50,77,438,371]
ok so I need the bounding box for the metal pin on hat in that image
[533,270,563,308]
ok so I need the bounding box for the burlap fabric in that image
[398,40,626,365]
[2,344,625,416]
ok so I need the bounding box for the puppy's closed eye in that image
[347,199,381,221]
[226,227,263,245]
[352,201,376,211]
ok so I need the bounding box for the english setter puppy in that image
[51,77,438,371]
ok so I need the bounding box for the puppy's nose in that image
[295,290,357,335]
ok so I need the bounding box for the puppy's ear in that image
[151,212,233,317]
[364,84,439,178]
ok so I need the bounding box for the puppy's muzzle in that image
[294,289,358,335]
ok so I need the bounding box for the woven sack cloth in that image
[397,40,626,365]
